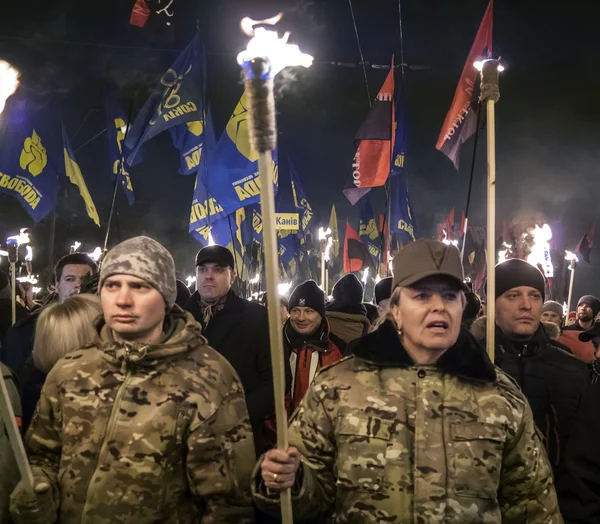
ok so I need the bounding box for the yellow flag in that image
[329,205,339,257]
[63,127,100,227]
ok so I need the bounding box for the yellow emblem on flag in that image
[225,93,259,163]
[64,148,101,227]
[19,130,47,176]
[186,120,204,137]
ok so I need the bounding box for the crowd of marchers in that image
[1,235,600,523]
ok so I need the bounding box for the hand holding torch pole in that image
[238,16,313,524]
[476,58,503,363]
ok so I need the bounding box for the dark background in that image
[1,0,599,298]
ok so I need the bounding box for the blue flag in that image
[63,126,101,226]
[125,33,203,164]
[390,95,407,178]
[390,173,416,246]
[105,90,136,205]
[239,204,258,247]
[189,175,229,240]
[276,188,300,272]
[290,163,314,245]
[201,92,278,223]
[0,109,59,222]
[169,110,211,176]
[359,198,382,266]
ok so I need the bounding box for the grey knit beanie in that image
[99,236,177,309]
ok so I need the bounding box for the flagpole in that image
[480,59,501,363]
[103,94,136,253]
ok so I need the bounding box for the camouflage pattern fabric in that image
[99,236,177,308]
[13,310,255,523]
[254,356,562,523]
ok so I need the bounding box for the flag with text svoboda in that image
[203,92,278,221]
[63,126,101,226]
[125,32,203,164]
[0,110,58,222]
[105,89,135,205]
[170,107,214,176]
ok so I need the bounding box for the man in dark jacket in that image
[490,259,589,484]
[325,274,371,347]
[2,253,97,374]
[184,245,275,453]
[564,294,600,331]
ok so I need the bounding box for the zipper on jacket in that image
[519,344,526,391]
[81,357,133,518]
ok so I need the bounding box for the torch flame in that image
[186,276,196,288]
[441,230,458,247]
[25,246,33,262]
[278,281,292,296]
[563,302,569,317]
[0,61,20,116]
[497,242,512,264]
[7,229,30,246]
[71,241,82,253]
[0,250,7,257]
[565,250,579,263]
[17,275,38,285]
[89,247,102,261]
[361,268,370,285]
[526,224,554,278]
[208,231,215,246]
[250,273,260,284]
[237,15,313,78]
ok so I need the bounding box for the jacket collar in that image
[494,324,548,357]
[284,318,330,350]
[351,320,496,384]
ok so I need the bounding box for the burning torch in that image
[474,57,503,363]
[565,250,578,317]
[318,227,332,292]
[238,15,312,522]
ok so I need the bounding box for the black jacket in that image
[0,297,28,357]
[1,307,42,374]
[558,381,600,523]
[490,326,589,474]
[184,289,275,453]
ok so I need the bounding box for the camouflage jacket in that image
[23,310,256,523]
[253,320,562,523]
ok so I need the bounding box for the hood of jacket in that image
[97,307,206,369]
[351,319,496,384]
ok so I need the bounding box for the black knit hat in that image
[289,280,326,318]
[374,277,393,306]
[332,274,364,305]
[578,295,600,318]
[495,259,545,301]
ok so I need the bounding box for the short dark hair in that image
[54,253,98,282]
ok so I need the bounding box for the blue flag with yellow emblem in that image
[125,32,203,164]
[169,109,212,176]
[390,172,416,246]
[105,90,136,205]
[0,108,59,222]
[359,197,382,266]
[63,126,101,227]
[290,163,314,246]
[202,92,278,222]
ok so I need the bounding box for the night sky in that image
[1,0,599,298]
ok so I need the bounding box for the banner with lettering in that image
[0,109,58,222]
[105,89,135,205]
[359,197,382,266]
[290,163,314,246]
[125,32,203,164]
[201,92,278,222]
[390,172,416,246]
[169,108,213,176]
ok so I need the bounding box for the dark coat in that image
[489,326,589,476]
[184,289,275,453]
[558,381,600,523]
[0,297,28,359]
[18,356,47,433]
[1,307,41,374]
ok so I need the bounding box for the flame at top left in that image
[0,60,20,116]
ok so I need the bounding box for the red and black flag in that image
[344,58,395,205]
[576,223,595,263]
[436,1,493,170]
[344,220,374,273]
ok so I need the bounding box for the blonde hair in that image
[33,294,103,373]
[372,285,467,332]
